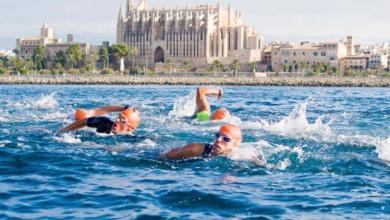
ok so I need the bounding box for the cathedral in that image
[117,0,264,71]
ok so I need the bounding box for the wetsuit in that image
[202,143,214,157]
[86,117,114,134]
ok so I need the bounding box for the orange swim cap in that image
[121,108,141,130]
[75,108,89,121]
[212,108,230,121]
[219,124,242,143]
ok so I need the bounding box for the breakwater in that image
[0,75,389,87]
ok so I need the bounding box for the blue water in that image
[0,85,389,219]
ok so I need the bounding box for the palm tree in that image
[299,61,307,76]
[110,44,130,72]
[211,59,223,74]
[128,46,139,72]
[98,47,109,69]
[248,62,257,74]
[181,60,191,76]
[230,59,240,76]
[166,58,174,75]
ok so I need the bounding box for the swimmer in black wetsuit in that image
[59,105,141,134]
[163,124,242,160]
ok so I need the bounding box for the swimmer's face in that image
[212,124,242,156]
[112,110,141,134]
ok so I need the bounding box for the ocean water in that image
[0,85,389,219]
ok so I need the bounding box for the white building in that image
[271,41,347,73]
[369,54,388,70]
[16,24,61,58]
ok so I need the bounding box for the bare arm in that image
[196,87,223,113]
[59,119,88,133]
[90,105,128,117]
[163,143,206,160]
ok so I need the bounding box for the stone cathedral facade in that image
[117,0,264,71]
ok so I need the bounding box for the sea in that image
[0,85,389,219]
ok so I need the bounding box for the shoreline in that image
[0,75,389,87]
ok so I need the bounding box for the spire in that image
[127,0,133,11]
[137,0,147,10]
[118,6,123,21]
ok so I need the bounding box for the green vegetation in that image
[65,44,83,69]
[1,45,389,78]
[230,59,240,76]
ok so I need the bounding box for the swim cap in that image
[121,108,141,129]
[219,124,242,143]
[75,108,89,121]
[212,108,230,121]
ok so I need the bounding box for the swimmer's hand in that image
[218,88,224,101]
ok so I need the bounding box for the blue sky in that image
[0,0,389,49]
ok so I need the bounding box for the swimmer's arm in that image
[198,87,223,100]
[163,143,205,160]
[59,119,88,133]
[90,106,128,117]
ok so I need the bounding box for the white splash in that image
[54,133,82,144]
[169,91,197,117]
[375,137,390,164]
[242,99,333,141]
[32,93,59,108]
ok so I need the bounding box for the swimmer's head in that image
[112,108,141,134]
[212,124,242,156]
[75,108,89,121]
[212,108,230,121]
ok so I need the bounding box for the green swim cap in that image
[196,111,211,122]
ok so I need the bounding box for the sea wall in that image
[0,75,389,87]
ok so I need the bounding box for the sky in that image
[0,0,389,50]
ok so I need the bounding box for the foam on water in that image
[14,93,59,109]
[242,99,333,141]
[54,133,82,144]
[376,137,390,164]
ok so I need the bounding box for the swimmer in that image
[59,105,141,134]
[163,124,242,160]
[195,87,231,122]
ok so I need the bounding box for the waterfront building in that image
[339,56,369,72]
[368,54,388,70]
[116,0,264,71]
[16,24,61,58]
[270,41,347,73]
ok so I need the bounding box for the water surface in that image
[0,85,389,219]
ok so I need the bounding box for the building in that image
[16,24,61,58]
[339,56,369,72]
[368,54,388,70]
[346,35,355,56]
[116,0,264,71]
[67,34,74,43]
[270,41,347,73]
